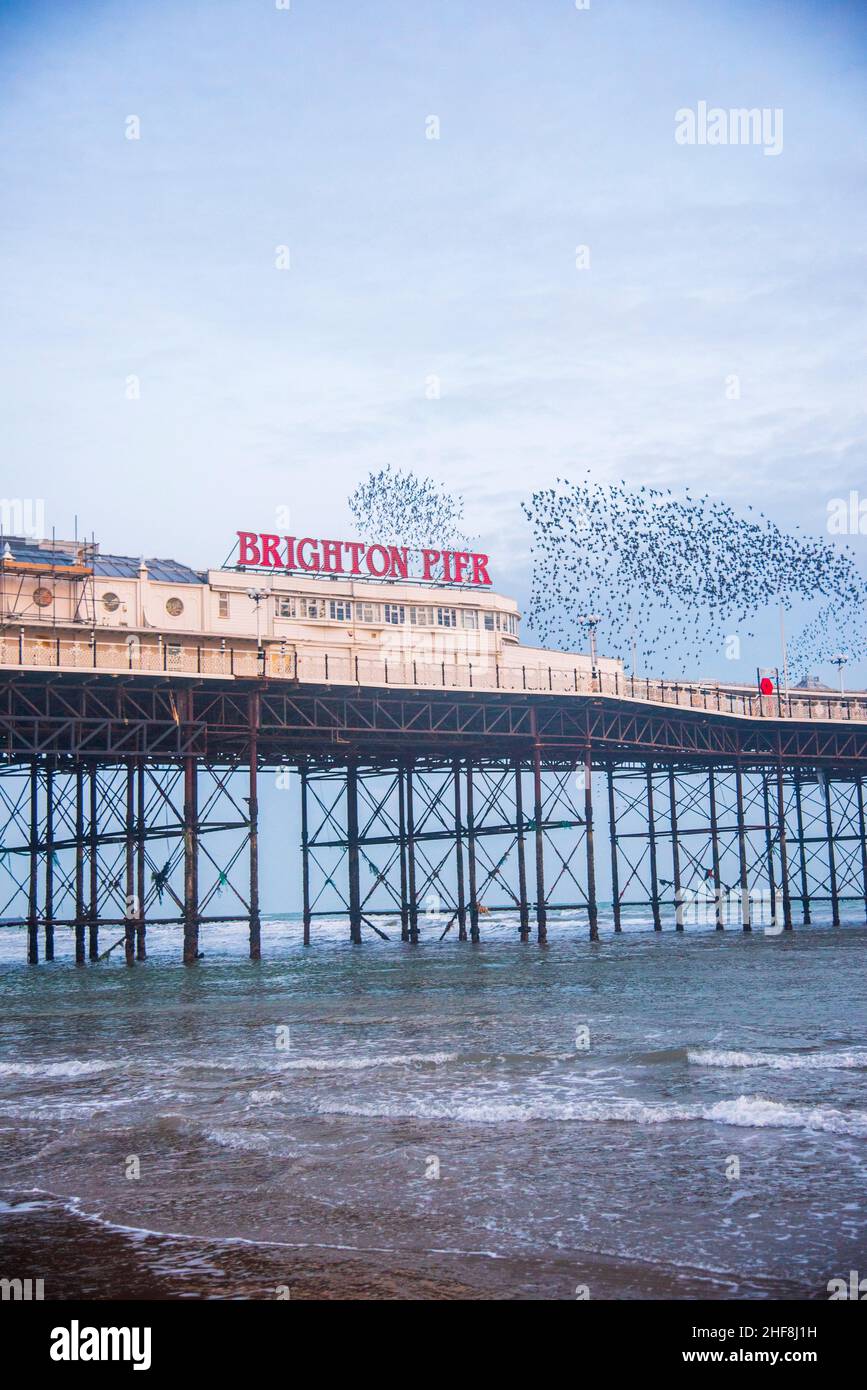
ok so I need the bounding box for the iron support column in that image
[761,769,777,931]
[300,761,311,946]
[44,758,54,961]
[735,761,751,932]
[88,761,99,961]
[857,775,867,924]
[453,759,467,942]
[668,765,683,931]
[531,712,547,944]
[27,758,38,964]
[708,767,723,930]
[346,762,362,944]
[775,762,793,931]
[248,692,261,960]
[585,749,598,941]
[124,761,136,966]
[646,763,661,930]
[466,761,479,942]
[794,769,811,925]
[515,761,530,942]
[74,762,86,965]
[607,762,622,933]
[397,764,409,942]
[136,757,146,959]
[183,751,199,964]
[406,761,419,943]
[823,772,840,926]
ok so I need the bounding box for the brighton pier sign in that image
[235,531,493,587]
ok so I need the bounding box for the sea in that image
[1,910,865,1300]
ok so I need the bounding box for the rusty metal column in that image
[823,771,840,926]
[775,762,793,931]
[584,748,598,941]
[531,711,547,944]
[668,765,683,931]
[88,761,99,961]
[607,762,622,933]
[136,757,147,959]
[735,761,751,932]
[300,761,311,946]
[406,760,419,943]
[183,753,199,964]
[761,769,777,931]
[346,762,362,944]
[646,763,661,930]
[856,775,867,924]
[515,760,530,942]
[248,691,261,960]
[708,767,724,930]
[74,762,86,965]
[466,761,479,942]
[397,763,409,942]
[44,758,54,961]
[124,761,136,965]
[793,769,811,925]
[453,758,467,942]
[27,759,39,964]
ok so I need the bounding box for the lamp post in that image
[247,588,270,675]
[831,651,849,694]
[577,614,601,683]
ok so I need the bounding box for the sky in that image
[2,0,867,684]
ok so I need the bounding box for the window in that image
[166,644,182,670]
[303,599,323,619]
[329,599,352,621]
[275,596,296,618]
[483,614,495,631]
[437,607,457,628]
[410,606,432,626]
[217,593,230,619]
[384,603,405,624]
[356,602,379,623]
[461,609,478,629]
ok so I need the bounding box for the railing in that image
[1,633,864,722]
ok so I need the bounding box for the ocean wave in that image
[688,1049,867,1071]
[317,1093,867,1135]
[0,1059,119,1078]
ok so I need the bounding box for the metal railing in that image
[1,633,864,722]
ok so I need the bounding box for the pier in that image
[2,645,867,961]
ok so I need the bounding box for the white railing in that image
[1,634,864,722]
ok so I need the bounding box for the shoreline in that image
[0,1191,817,1302]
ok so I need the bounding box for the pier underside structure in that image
[2,673,867,961]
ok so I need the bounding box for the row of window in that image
[269,595,519,634]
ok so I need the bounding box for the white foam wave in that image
[317,1093,867,1136]
[688,1049,867,1071]
[0,1059,118,1078]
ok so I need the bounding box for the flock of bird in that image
[349,465,472,550]
[523,475,867,676]
[349,466,867,680]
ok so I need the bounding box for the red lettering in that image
[441,551,454,582]
[344,542,365,574]
[366,544,390,577]
[388,545,409,579]
[297,538,320,571]
[422,549,440,580]
[285,536,296,569]
[452,551,471,584]
[238,531,261,566]
[260,534,282,568]
[321,539,343,574]
[472,553,492,586]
